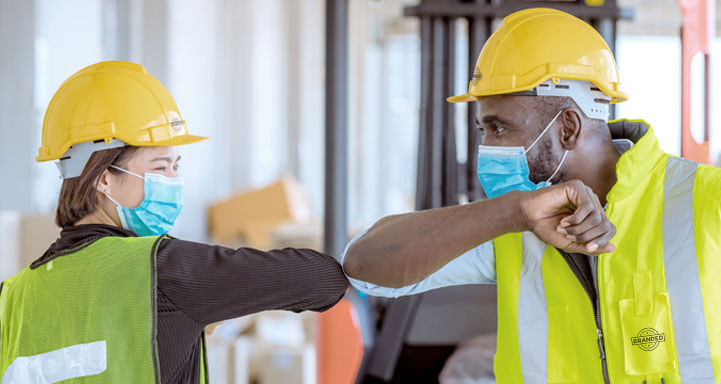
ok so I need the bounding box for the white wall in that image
[615,35,682,155]
[33,0,106,214]
[348,0,420,229]
[0,0,35,213]
[615,35,721,163]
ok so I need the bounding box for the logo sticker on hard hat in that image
[472,66,483,86]
[631,328,665,351]
[171,119,184,133]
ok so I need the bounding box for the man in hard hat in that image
[343,8,721,383]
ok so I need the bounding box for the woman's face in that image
[96,146,180,224]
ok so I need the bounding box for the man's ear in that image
[559,108,583,150]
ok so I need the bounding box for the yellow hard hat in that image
[448,8,628,103]
[37,61,208,164]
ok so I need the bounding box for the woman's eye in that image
[173,165,179,171]
[155,167,167,172]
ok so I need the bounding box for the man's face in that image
[477,95,566,184]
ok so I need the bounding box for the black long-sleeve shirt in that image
[33,224,349,383]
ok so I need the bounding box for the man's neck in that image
[578,141,622,207]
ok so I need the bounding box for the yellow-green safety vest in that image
[493,119,721,383]
[0,236,209,383]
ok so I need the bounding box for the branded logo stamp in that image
[631,328,665,351]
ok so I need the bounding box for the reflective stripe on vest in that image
[518,232,549,382]
[2,341,107,384]
[662,157,715,380]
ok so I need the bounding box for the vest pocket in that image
[619,288,678,376]
[547,305,579,383]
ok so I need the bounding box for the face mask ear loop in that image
[97,186,122,207]
[525,109,564,154]
[546,149,569,184]
[109,164,144,180]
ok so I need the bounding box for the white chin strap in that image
[546,149,569,184]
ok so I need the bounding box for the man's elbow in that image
[343,244,412,289]
[342,243,365,280]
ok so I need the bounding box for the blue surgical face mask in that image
[477,110,569,199]
[99,165,184,236]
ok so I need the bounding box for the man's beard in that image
[527,136,565,184]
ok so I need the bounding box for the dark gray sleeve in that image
[155,238,349,325]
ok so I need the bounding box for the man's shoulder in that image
[688,163,721,222]
[663,156,721,185]
[694,162,721,188]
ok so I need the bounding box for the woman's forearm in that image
[157,240,349,324]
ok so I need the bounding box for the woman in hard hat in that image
[0,61,349,383]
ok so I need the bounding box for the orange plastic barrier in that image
[316,299,364,384]
[678,0,715,164]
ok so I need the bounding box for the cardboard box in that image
[208,177,314,249]
[268,223,323,251]
[0,212,60,280]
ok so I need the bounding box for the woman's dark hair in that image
[56,146,142,227]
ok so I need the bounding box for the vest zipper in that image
[556,248,610,383]
[590,256,610,384]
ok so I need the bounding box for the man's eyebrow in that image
[481,116,511,126]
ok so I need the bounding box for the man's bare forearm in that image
[343,191,527,288]
[343,180,617,289]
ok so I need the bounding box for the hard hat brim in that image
[133,134,209,148]
[35,134,209,162]
[447,93,478,103]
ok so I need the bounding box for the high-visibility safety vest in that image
[0,236,209,383]
[492,119,721,383]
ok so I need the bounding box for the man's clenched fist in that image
[519,180,616,255]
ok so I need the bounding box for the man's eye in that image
[493,124,505,134]
[155,167,167,172]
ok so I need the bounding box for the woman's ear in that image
[96,169,113,194]
[560,108,583,150]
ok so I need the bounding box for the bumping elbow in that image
[343,248,414,289]
[342,225,418,288]
[342,243,364,280]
